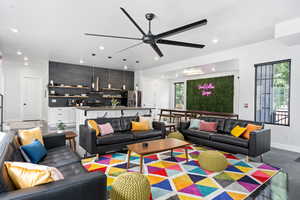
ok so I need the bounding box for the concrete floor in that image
[255,147,300,200]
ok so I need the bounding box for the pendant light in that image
[107,69,111,89]
[91,67,95,90]
[122,69,126,90]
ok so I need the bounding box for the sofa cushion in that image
[132,130,162,140]
[95,118,123,132]
[200,117,226,132]
[96,133,134,145]
[121,116,139,131]
[57,162,87,178]
[223,119,263,134]
[39,146,80,168]
[210,134,249,148]
[184,129,213,140]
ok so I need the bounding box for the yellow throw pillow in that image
[131,121,150,131]
[139,116,153,129]
[18,127,44,146]
[5,161,64,189]
[87,120,100,136]
[230,125,247,137]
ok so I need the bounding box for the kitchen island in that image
[75,106,154,132]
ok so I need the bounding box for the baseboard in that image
[271,142,300,153]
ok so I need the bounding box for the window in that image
[174,82,184,109]
[255,59,290,126]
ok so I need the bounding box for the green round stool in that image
[198,150,228,172]
[167,131,185,141]
[111,172,151,200]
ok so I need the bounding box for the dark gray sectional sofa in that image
[80,116,166,155]
[179,117,271,158]
[0,132,107,200]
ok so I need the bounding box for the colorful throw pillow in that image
[18,127,44,146]
[189,119,200,129]
[4,161,64,189]
[87,120,100,136]
[139,116,153,129]
[242,124,262,139]
[131,121,150,131]
[199,120,217,132]
[98,123,114,136]
[230,125,247,137]
[20,140,47,163]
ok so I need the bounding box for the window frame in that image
[174,82,185,109]
[254,59,291,126]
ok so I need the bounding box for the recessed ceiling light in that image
[124,65,128,70]
[212,38,219,44]
[212,67,216,72]
[79,59,84,64]
[92,53,96,56]
[99,46,105,50]
[154,56,159,61]
[17,50,22,55]
[123,58,127,61]
[24,56,28,61]
[136,61,139,64]
[10,28,18,33]
[24,62,29,66]
[108,56,112,59]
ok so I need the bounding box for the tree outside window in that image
[174,82,184,109]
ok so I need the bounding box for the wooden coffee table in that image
[127,138,191,173]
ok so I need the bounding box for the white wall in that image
[0,57,3,94]
[2,59,48,122]
[135,71,171,119]
[140,39,300,153]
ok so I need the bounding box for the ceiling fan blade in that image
[115,42,144,54]
[155,19,207,39]
[157,39,205,48]
[85,33,142,41]
[150,43,163,57]
[120,7,146,36]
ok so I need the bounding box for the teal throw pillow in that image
[189,119,200,129]
[20,140,47,164]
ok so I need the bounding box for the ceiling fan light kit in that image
[85,7,207,57]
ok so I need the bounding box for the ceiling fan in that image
[85,7,207,57]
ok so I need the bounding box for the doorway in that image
[22,76,42,121]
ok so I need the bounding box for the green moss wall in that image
[186,75,234,113]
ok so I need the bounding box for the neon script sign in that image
[198,83,215,96]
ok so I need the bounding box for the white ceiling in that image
[0,0,300,70]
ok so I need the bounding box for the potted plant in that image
[57,122,66,133]
[111,98,119,108]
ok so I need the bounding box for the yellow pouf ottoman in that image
[198,150,228,172]
[111,172,151,200]
[167,131,185,141]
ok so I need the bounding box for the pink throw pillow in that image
[199,120,217,132]
[98,123,114,136]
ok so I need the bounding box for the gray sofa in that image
[0,132,107,200]
[80,116,166,155]
[179,117,271,158]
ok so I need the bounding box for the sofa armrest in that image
[248,129,271,157]
[79,125,97,154]
[0,172,107,200]
[179,122,190,131]
[43,133,66,150]
[152,121,166,138]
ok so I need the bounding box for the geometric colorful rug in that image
[81,146,280,200]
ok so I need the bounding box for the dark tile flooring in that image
[251,147,300,200]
